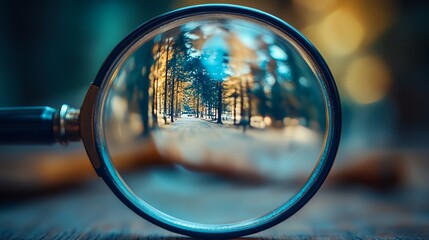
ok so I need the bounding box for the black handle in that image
[0,107,57,144]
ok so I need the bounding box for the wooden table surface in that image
[0,170,428,240]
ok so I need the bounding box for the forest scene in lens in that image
[105,18,326,181]
[146,19,325,180]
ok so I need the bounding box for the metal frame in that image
[80,4,342,238]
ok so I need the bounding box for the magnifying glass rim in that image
[85,4,341,238]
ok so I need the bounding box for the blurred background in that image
[0,0,428,238]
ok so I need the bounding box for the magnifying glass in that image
[0,4,341,238]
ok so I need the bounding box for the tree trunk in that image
[233,88,237,125]
[246,79,252,124]
[170,76,175,123]
[152,43,161,127]
[196,82,200,118]
[240,79,244,121]
[175,79,179,118]
[217,82,223,124]
[163,38,170,124]
[156,52,162,121]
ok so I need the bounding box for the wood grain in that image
[0,174,428,239]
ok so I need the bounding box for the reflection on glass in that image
[101,15,326,224]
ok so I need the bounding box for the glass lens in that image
[99,14,327,225]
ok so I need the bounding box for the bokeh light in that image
[293,0,338,13]
[344,55,390,104]
[319,9,364,57]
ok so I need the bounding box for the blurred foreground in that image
[0,163,428,239]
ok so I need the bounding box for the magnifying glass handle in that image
[0,105,80,145]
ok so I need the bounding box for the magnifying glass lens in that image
[97,12,329,228]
